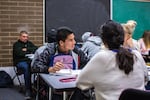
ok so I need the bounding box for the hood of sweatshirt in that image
[87,36,102,46]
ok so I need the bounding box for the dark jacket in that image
[13,39,38,65]
[32,43,89,73]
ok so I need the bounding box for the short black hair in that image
[56,26,74,44]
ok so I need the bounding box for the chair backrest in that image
[119,88,150,100]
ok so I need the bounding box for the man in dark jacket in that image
[13,31,38,99]
[33,27,89,73]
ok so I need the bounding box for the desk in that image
[142,54,150,64]
[40,70,81,100]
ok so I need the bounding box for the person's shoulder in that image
[46,42,57,48]
[74,46,82,52]
[37,45,47,52]
[13,40,20,46]
[90,49,113,63]
[43,42,57,53]
[93,49,110,58]
[82,40,93,45]
[131,49,142,58]
[14,39,19,43]
[87,36,102,45]
[132,48,142,53]
[27,40,34,44]
[132,39,138,43]
[88,36,101,40]
[98,49,110,54]
[138,38,143,43]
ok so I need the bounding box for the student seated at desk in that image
[138,30,150,62]
[81,31,102,59]
[32,26,89,73]
[138,30,150,55]
[75,20,148,100]
[122,20,140,51]
[13,31,38,99]
[32,27,89,100]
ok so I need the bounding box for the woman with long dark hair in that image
[76,20,148,100]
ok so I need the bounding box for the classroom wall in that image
[112,0,150,40]
[45,0,110,42]
[0,0,43,67]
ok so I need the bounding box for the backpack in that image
[49,54,76,69]
[0,70,13,88]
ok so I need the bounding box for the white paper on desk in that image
[71,70,81,75]
[57,69,72,74]
[50,69,81,76]
[50,69,72,76]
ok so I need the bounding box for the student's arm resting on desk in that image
[48,61,64,73]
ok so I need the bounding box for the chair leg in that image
[13,67,24,92]
[31,73,40,100]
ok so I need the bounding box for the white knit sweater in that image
[77,49,148,100]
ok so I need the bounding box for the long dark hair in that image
[100,20,134,75]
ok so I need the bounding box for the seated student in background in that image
[76,20,148,100]
[122,20,140,51]
[13,31,38,99]
[138,30,150,64]
[81,32,102,59]
[31,28,57,69]
[33,26,89,73]
[138,30,150,55]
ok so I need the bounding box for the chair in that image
[119,88,150,100]
[12,66,24,92]
[13,66,38,93]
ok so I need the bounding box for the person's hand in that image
[22,48,27,51]
[48,61,64,73]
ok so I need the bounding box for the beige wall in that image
[0,0,43,66]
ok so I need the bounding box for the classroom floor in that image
[0,86,36,100]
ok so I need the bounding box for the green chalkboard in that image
[112,0,150,40]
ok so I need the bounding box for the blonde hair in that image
[143,30,150,49]
[122,20,137,35]
[127,20,137,27]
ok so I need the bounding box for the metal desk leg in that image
[49,87,52,100]
[63,91,67,100]
[36,73,39,100]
